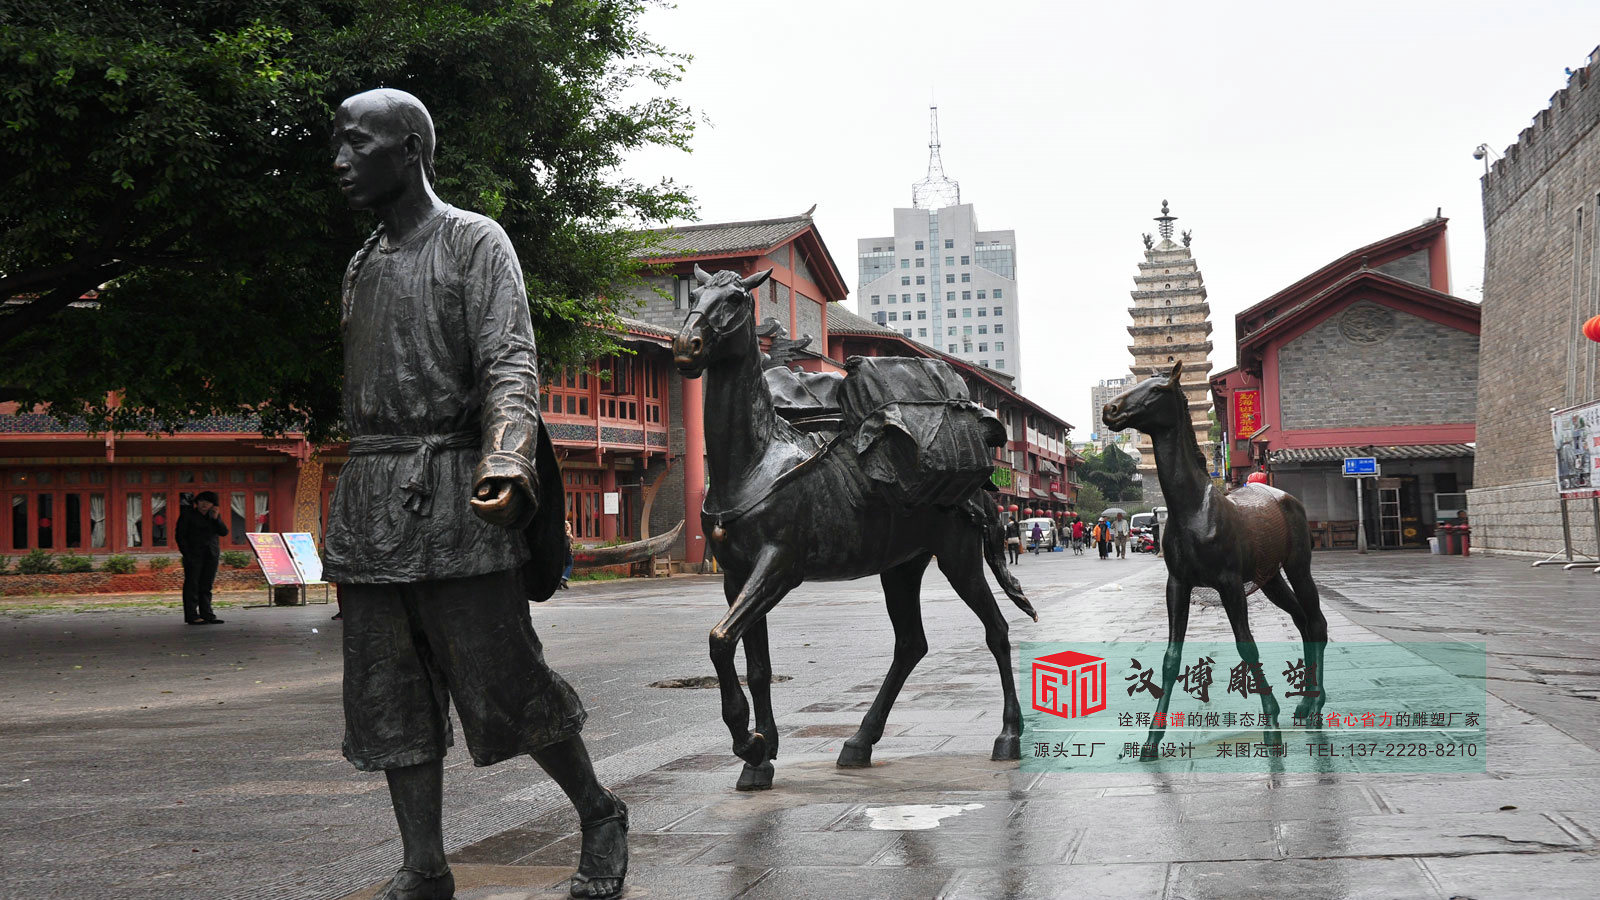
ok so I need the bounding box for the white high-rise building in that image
[856,108,1021,383]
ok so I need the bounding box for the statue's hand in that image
[471,476,529,527]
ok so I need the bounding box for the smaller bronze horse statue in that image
[1103,362,1327,755]
[673,266,1036,791]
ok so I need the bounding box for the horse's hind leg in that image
[1283,558,1329,720]
[839,554,932,768]
[1218,575,1282,741]
[938,544,1022,761]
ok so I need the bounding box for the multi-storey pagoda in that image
[1128,200,1216,506]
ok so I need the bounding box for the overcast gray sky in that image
[623,0,1597,435]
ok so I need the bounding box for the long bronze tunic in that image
[324,207,539,583]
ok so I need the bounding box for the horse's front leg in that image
[739,616,779,790]
[1217,573,1282,743]
[1142,574,1191,759]
[709,544,799,781]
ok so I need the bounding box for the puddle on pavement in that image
[864,802,984,830]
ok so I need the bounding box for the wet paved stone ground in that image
[2,548,1597,898]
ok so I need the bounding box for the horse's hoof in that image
[733,732,768,768]
[736,761,774,791]
[836,741,872,768]
[991,734,1021,761]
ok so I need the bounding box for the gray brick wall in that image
[1277,301,1478,430]
[628,274,686,330]
[1476,65,1600,493]
[1468,478,1597,558]
[796,293,823,343]
[763,282,790,331]
[1373,248,1431,288]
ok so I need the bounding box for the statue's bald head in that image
[335,88,436,182]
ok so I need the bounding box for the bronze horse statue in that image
[1103,362,1326,754]
[672,266,1036,790]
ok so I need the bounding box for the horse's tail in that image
[977,492,1037,622]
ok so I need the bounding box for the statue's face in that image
[332,98,411,211]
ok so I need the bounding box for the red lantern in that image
[1007,504,1019,513]
[38,517,51,529]
[1585,314,1600,344]
[1247,471,1270,485]
[152,514,166,526]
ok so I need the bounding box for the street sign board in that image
[1342,457,1378,477]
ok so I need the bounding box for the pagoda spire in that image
[1154,199,1177,243]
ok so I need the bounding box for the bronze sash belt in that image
[348,431,478,517]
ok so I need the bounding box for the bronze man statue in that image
[325,89,626,900]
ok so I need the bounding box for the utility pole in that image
[1356,478,1368,554]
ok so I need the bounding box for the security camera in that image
[1472,147,1486,160]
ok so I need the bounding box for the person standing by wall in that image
[176,491,228,625]
[561,519,576,589]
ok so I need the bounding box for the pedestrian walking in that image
[1151,518,1162,558]
[1071,518,1085,555]
[1095,518,1110,559]
[176,491,228,625]
[1005,517,1021,564]
[1114,512,1129,559]
[1030,521,1044,554]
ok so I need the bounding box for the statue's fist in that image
[470,476,530,527]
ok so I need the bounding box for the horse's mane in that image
[1161,375,1211,475]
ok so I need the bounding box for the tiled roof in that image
[1269,444,1475,463]
[616,315,676,341]
[633,214,811,259]
[826,304,897,336]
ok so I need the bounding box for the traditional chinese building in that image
[1210,216,1480,549]
[1128,201,1217,506]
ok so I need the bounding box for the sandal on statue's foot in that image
[569,792,628,899]
[372,865,455,900]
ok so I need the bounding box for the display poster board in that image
[1232,389,1263,439]
[281,532,325,584]
[603,492,620,515]
[1553,400,1600,500]
[246,533,302,586]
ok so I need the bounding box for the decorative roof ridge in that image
[1236,217,1449,322]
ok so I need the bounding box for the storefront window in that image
[150,494,168,546]
[65,494,82,548]
[89,494,106,548]
[230,492,248,544]
[37,494,53,549]
[126,494,143,547]
[11,495,27,549]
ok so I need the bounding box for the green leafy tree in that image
[1080,444,1142,504]
[0,0,693,441]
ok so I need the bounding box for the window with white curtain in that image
[89,494,106,549]
[254,492,269,533]
[126,494,143,547]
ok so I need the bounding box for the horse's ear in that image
[693,264,713,285]
[1166,359,1185,390]
[740,268,773,293]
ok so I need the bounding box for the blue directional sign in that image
[1342,456,1378,477]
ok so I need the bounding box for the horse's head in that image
[672,265,772,378]
[1102,360,1186,434]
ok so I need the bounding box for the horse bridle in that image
[683,285,754,343]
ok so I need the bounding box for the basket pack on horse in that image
[673,265,1035,791]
